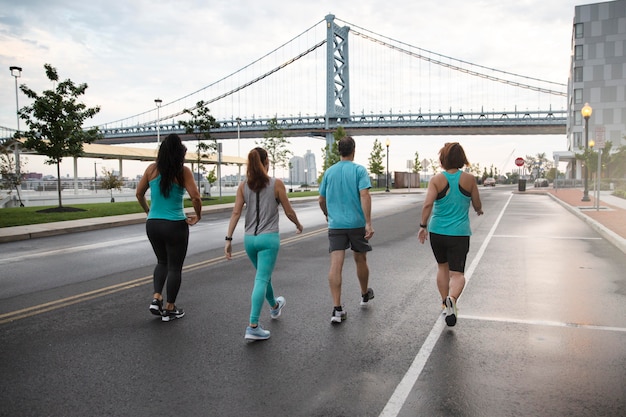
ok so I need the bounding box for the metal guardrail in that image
[97,109,567,142]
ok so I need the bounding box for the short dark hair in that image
[439,142,469,170]
[338,136,355,157]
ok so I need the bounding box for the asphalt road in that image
[1,187,624,417]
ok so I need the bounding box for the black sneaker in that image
[360,288,375,306]
[162,307,185,322]
[149,298,163,316]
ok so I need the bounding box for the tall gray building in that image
[303,150,317,185]
[289,156,305,184]
[565,0,626,178]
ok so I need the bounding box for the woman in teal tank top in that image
[417,142,483,327]
[136,134,202,322]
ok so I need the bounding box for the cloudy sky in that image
[1,0,583,179]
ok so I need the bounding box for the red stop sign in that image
[515,157,524,167]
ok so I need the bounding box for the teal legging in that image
[244,232,280,325]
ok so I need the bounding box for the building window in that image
[573,132,582,149]
[575,45,583,60]
[574,89,583,104]
[573,111,582,126]
[575,23,583,39]
[574,67,583,82]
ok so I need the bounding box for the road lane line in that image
[461,314,626,333]
[379,193,514,417]
[0,227,328,324]
[493,234,602,240]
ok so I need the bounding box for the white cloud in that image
[1,0,580,178]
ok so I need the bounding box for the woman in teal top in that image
[418,142,483,327]
[136,134,202,322]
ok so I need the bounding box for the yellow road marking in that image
[0,227,327,324]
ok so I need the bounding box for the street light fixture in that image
[154,98,163,144]
[385,139,390,192]
[581,103,592,202]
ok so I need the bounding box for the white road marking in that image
[379,193,514,417]
[461,315,626,333]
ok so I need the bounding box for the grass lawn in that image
[0,191,323,228]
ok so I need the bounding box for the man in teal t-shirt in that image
[319,136,375,324]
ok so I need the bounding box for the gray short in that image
[328,227,372,253]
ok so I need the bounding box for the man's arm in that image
[318,195,328,221]
[360,188,374,240]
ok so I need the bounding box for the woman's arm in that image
[136,163,156,214]
[182,166,202,225]
[418,174,441,243]
[275,179,303,233]
[225,183,246,259]
[462,172,483,215]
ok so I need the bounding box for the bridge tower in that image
[325,14,350,153]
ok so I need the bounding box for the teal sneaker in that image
[245,325,270,340]
[270,296,286,319]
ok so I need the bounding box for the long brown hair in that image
[246,147,270,192]
[157,134,187,197]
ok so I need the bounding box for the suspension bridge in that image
[3,14,567,150]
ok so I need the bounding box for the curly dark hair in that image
[156,134,187,197]
[246,147,270,192]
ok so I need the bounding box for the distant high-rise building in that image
[565,0,626,178]
[304,150,317,184]
[289,156,305,184]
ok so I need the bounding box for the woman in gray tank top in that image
[225,147,303,341]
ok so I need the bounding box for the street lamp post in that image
[385,139,390,192]
[154,98,162,144]
[10,66,22,181]
[217,142,223,199]
[581,103,592,202]
[94,162,100,193]
[236,117,241,184]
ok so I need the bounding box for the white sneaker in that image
[330,308,347,323]
[444,296,457,327]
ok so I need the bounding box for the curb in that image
[0,197,320,244]
[546,192,626,255]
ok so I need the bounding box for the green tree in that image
[368,139,384,187]
[429,158,440,174]
[19,64,101,209]
[256,117,291,178]
[318,126,345,183]
[525,152,553,179]
[412,151,422,173]
[0,144,27,206]
[178,100,220,194]
[607,143,626,178]
[205,166,217,196]
[100,167,124,203]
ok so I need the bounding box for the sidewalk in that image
[1,189,625,254]
[520,187,626,254]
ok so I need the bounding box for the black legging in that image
[146,219,189,304]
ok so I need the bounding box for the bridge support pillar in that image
[325,14,350,152]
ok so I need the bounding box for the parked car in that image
[483,177,496,187]
[534,178,549,187]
